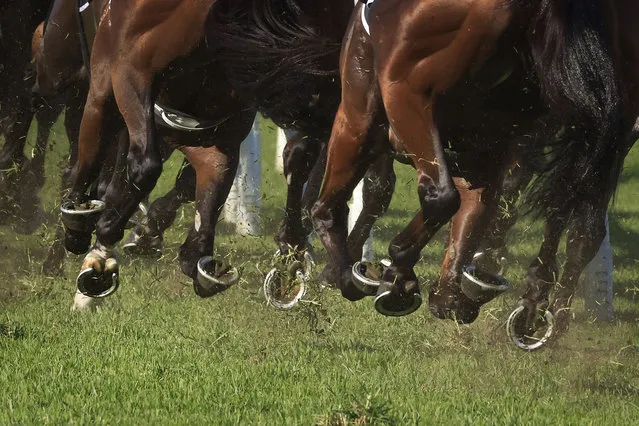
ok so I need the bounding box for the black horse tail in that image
[523,0,624,221]
[205,0,352,135]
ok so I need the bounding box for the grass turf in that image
[0,116,638,424]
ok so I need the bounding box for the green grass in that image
[0,116,638,424]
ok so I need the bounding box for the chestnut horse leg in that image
[373,74,460,315]
[431,181,490,323]
[362,0,511,315]
[312,6,387,300]
[178,117,254,296]
[432,149,534,322]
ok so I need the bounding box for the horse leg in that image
[10,102,63,234]
[0,96,32,170]
[427,180,493,323]
[276,132,321,253]
[0,97,33,220]
[433,148,534,321]
[371,85,459,315]
[347,153,395,262]
[300,140,327,241]
[312,8,386,299]
[76,59,164,297]
[124,159,196,255]
[506,218,566,348]
[63,50,116,255]
[178,113,254,296]
[549,204,609,335]
[43,91,85,277]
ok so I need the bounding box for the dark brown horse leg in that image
[276,132,322,253]
[0,96,33,220]
[550,204,609,335]
[300,140,327,237]
[9,102,64,234]
[476,155,533,274]
[93,64,163,250]
[347,153,395,261]
[43,92,84,276]
[0,97,32,170]
[63,51,116,254]
[124,159,196,255]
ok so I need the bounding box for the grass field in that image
[1,116,638,424]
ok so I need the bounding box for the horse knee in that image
[570,217,606,264]
[127,152,162,194]
[418,179,460,220]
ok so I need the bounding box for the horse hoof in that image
[374,280,422,317]
[473,251,509,276]
[64,229,93,255]
[76,265,119,298]
[263,250,313,309]
[122,231,163,257]
[351,261,384,296]
[263,266,307,309]
[194,256,239,298]
[460,265,510,304]
[61,199,105,233]
[506,304,555,351]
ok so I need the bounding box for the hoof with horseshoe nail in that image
[374,279,422,317]
[61,199,105,233]
[460,265,510,305]
[264,250,313,309]
[506,302,555,351]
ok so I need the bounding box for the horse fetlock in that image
[76,243,119,298]
[64,228,93,254]
[127,154,163,194]
[339,267,368,302]
[418,181,460,218]
[122,226,163,256]
[428,284,479,324]
[81,244,118,272]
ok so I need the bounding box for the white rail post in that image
[348,178,375,262]
[582,215,614,321]
[223,117,261,236]
[275,127,287,173]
